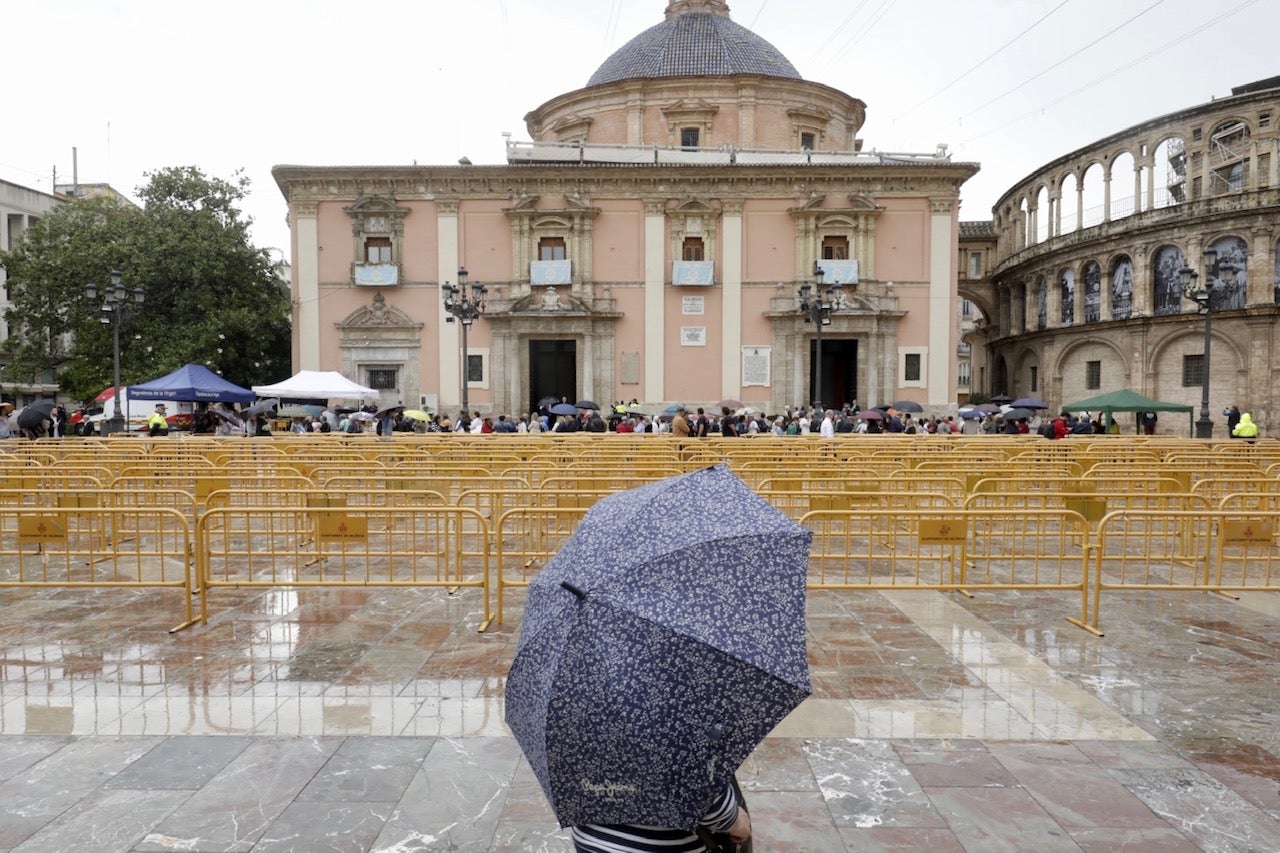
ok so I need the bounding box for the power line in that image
[812,1,870,65]
[747,0,769,31]
[958,0,1261,147]
[895,0,1069,120]
[830,0,896,66]
[956,0,1167,122]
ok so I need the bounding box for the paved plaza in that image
[1,579,1278,851]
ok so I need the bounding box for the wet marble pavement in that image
[0,583,1278,851]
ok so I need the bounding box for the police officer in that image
[147,403,170,436]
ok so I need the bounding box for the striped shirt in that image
[570,781,742,852]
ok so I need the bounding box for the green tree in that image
[0,166,292,402]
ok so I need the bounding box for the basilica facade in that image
[969,77,1280,436]
[272,0,975,417]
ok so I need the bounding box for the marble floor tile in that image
[1,575,1278,849]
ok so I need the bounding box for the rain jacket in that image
[1232,412,1259,438]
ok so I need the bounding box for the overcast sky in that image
[5,0,1275,257]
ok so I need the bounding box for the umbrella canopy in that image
[989,394,1014,404]
[402,409,431,421]
[16,399,57,430]
[550,402,579,416]
[537,396,560,409]
[973,403,1001,414]
[625,404,650,416]
[207,408,243,428]
[662,404,685,416]
[1002,407,1035,421]
[242,398,279,417]
[278,404,323,419]
[716,399,744,411]
[505,465,812,830]
[890,400,924,413]
[351,411,375,422]
[375,404,404,419]
[574,399,600,410]
[1011,397,1049,410]
[856,409,884,420]
[958,409,983,419]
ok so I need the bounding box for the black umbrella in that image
[537,396,559,410]
[16,399,57,431]
[374,405,404,420]
[856,410,885,420]
[990,394,1013,405]
[505,465,811,830]
[1002,407,1035,421]
[574,399,600,410]
[1011,397,1049,410]
[208,408,243,428]
[242,398,279,417]
[891,400,924,413]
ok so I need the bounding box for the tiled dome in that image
[587,12,801,87]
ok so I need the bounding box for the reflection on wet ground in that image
[1,582,1278,850]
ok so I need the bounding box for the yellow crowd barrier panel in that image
[494,506,591,626]
[0,505,199,632]
[196,503,492,629]
[1090,509,1280,633]
[800,507,1093,633]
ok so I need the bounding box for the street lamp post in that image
[441,267,487,415]
[85,270,145,435]
[797,262,843,411]
[1180,248,1222,439]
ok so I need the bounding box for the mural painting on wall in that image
[1206,236,1248,311]
[1111,257,1133,320]
[1083,261,1101,323]
[1060,268,1075,325]
[1036,276,1047,330]
[1153,245,1184,315]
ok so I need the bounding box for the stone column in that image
[644,200,667,401]
[437,200,461,409]
[721,202,743,399]
[927,199,956,407]
[1250,225,1273,307]
[294,201,321,371]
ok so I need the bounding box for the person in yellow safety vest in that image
[1232,412,1259,439]
[147,403,170,436]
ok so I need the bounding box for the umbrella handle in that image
[559,581,586,600]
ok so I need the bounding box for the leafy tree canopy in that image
[0,166,292,402]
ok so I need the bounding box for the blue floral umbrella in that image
[505,464,812,831]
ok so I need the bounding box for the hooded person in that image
[1232,412,1259,439]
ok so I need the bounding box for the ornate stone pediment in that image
[344,195,409,236]
[547,113,593,142]
[337,292,419,329]
[511,287,590,313]
[661,98,719,131]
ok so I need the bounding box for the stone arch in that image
[1204,234,1249,311]
[1011,344,1042,398]
[1082,259,1102,323]
[1059,171,1079,234]
[1110,151,1136,220]
[1080,162,1105,229]
[1109,253,1134,320]
[1151,244,1185,316]
[1051,335,1130,406]
[1058,264,1076,326]
[1035,185,1050,244]
[1034,273,1047,330]
[1151,135,1186,209]
[1145,322,1248,407]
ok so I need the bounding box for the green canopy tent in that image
[1059,388,1194,435]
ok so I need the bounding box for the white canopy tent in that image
[251,370,377,400]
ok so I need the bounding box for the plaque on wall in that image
[682,295,705,315]
[742,346,770,387]
[680,326,707,346]
[620,352,640,385]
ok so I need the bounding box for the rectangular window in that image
[1029,366,1038,393]
[365,237,392,264]
[466,354,484,383]
[957,361,971,386]
[800,132,815,150]
[539,237,567,260]
[680,127,700,149]
[961,299,973,318]
[367,367,397,390]
[1086,360,1101,390]
[821,236,849,260]
[968,251,982,278]
[682,237,705,261]
[1182,354,1204,387]
[904,353,922,382]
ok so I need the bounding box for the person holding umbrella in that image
[506,465,811,851]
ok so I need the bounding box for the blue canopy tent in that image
[128,364,255,404]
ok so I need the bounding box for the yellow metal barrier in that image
[494,506,591,626]
[197,503,492,629]
[0,505,200,632]
[1091,509,1280,633]
[801,507,1093,632]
